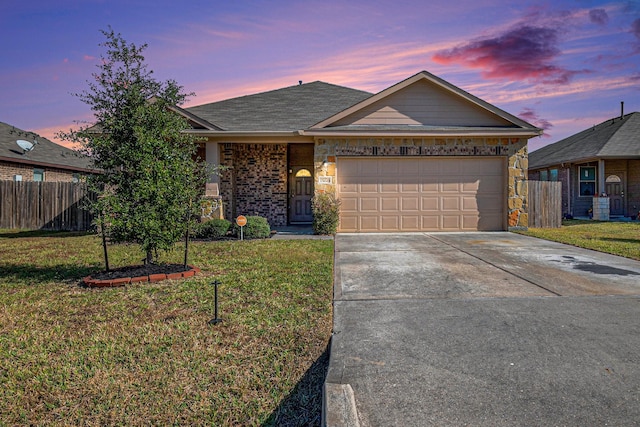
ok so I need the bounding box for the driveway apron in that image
[325,232,640,426]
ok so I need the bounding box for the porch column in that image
[598,159,605,196]
[206,142,220,196]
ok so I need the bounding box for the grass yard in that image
[0,230,334,426]
[517,220,640,261]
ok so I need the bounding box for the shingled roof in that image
[185,81,373,132]
[529,112,640,169]
[0,122,93,172]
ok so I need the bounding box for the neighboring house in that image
[0,122,93,182]
[529,112,640,219]
[180,70,541,232]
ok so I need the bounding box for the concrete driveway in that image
[324,232,640,426]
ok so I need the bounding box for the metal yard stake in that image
[208,280,223,325]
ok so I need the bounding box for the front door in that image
[606,175,624,216]
[290,167,313,223]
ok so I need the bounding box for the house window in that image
[33,168,44,182]
[540,170,548,181]
[579,166,596,196]
[549,169,558,181]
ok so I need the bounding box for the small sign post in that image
[236,215,247,240]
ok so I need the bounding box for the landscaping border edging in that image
[83,265,201,288]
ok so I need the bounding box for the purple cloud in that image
[518,108,553,137]
[632,18,640,40]
[589,9,609,26]
[433,26,582,84]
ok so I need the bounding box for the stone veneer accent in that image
[314,137,529,229]
[219,143,288,227]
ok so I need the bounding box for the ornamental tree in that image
[61,28,207,266]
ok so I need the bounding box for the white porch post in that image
[598,159,605,196]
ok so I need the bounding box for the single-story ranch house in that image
[0,122,93,182]
[179,71,541,232]
[529,112,640,219]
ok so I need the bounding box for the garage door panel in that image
[340,183,358,193]
[401,182,420,192]
[360,216,379,231]
[337,157,505,232]
[441,182,460,192]
[442,215,461,229]
[401,216,420,230]
[402,197,420,211]
[360,198,378,211]
[421,215,440,229]
[421,181,439,192]
[441,197,460,210]
[421,196,439,211]
[381,197,399,212]
[380,183,399,193]
[340,216,358,230]
[341,197,358,212]
[360,183,378,193]
[381,216,400,230]
[461,180,480,192]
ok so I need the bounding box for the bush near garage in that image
[194,219,232,239]
[312,192,341,235]
[232,215,271,239]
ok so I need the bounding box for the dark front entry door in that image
[290,167,313,223]
[606,178,624,216]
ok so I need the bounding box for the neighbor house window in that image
[33,168,44,182]
[540,170,548,181]
[550,169,558,181]
[579,166,596,196]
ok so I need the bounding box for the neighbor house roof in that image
[0,122,93,172]
[529,112,640,169]
[185,81,373,132]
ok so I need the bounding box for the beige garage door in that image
[337,157,505,232]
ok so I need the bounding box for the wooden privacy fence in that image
[528,180,562,228]
[0,181,96,231]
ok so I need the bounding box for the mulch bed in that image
[83,264,201,288]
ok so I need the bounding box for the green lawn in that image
[516,220,640,261]
[0,230,334,426]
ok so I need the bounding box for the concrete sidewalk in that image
[324,232,640,426]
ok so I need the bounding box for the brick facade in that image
[314,136,529,228]
[0,160,79,182]
[219,143,288,227]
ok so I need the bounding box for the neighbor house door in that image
[290,167,313,223]
[606,175,624,216]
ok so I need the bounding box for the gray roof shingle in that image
[529,112,640,169]
[0,122,93,171]
[185,81,373,132]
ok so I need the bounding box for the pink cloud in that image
[83,55,96,61]
[433,25,586,85]
[518,108,553,138]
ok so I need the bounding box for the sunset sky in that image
[1,0,639,151]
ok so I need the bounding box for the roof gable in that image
[529,112,640,169]
[312,71,536,130]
